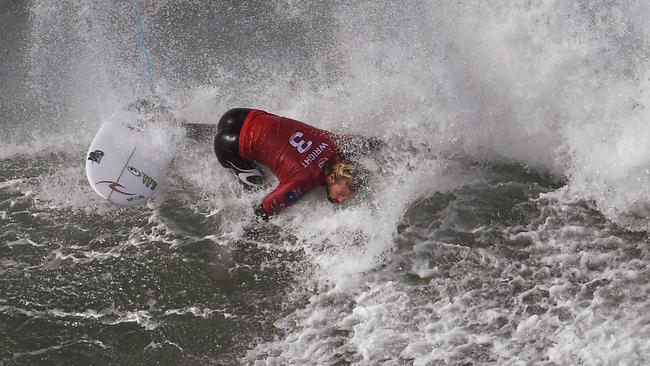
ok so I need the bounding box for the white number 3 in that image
[289,131,313,154]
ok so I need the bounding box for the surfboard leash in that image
[132,5,156,96]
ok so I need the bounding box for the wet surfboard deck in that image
[85,118,174,207]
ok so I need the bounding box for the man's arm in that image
[258,180,310,218]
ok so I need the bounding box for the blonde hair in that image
[326,160,366,192]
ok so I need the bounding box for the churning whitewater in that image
[2,0,650,365]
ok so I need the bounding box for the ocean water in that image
[2,0,650,365]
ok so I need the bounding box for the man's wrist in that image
[254,204,269,221]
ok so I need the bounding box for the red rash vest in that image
[239,109,344,215]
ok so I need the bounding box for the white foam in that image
[13,1,650,363]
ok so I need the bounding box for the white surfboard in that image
[85,110,175,207]
[86,7,180,207]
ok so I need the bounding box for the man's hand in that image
[254,204,269,222]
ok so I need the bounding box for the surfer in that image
[214,108,379,220]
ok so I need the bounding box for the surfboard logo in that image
[87,150,104,164]
[127,166,158,190]
[127,166,142,176]
[127,194,146,202]
[96,181,136,196]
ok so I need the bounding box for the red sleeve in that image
[261,180,314,215]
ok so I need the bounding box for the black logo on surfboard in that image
[127,166,158,191]
[87,150,104,164]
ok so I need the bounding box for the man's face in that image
[326,174,353,204]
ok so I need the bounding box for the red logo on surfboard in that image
[96,181,136,196]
